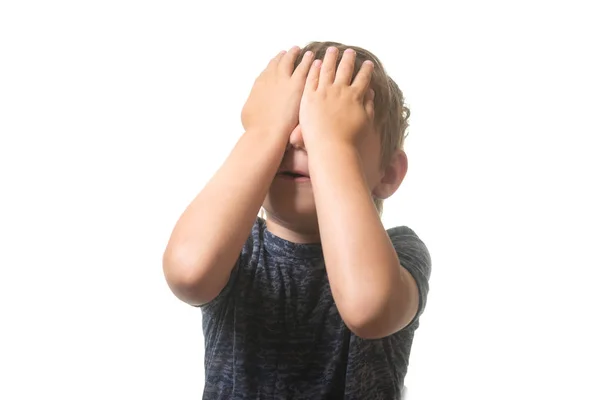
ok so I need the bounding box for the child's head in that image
[262,41,409,232]
[295,41,410,215]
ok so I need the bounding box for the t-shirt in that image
[200,217,431,399]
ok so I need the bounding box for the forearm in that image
[163,129,288,304]
[309,142,417,338]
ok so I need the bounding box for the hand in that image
[299,47,375,149]
[241,46,314,137]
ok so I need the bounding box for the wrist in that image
[244,127,290,145]
[307,140,364,177]
[239,129,290,162]
[306,137,359,159]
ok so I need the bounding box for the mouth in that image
[277,171,311,182]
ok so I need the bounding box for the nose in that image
[288,124,305,150]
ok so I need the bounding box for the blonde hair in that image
[295,41,410,215]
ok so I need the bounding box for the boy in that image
[163,41,432,399]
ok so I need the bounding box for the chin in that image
[262,191,318,230]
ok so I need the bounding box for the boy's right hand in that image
[241,46,315,137]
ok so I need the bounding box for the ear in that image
[372,149,408,200]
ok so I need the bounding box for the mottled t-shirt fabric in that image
[200,217,431,399]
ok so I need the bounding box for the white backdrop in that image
[1,1,599,399]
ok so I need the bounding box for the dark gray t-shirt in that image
[200,217,431,399]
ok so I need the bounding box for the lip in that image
[277,175,311,182]
[276,171,311,182]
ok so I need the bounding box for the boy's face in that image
[262,124,397,235]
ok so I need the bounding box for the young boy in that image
[163,41,432,399]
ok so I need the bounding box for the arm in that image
[162,130,288,306]
[309,143,419,339]
[300,47,419,338]
[163,46,315,306]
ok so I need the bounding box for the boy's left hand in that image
[299,47,376,150]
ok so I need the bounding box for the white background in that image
[1,1,599,399]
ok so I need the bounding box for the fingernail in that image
[304,51,313,58]
[345,48,355,54]
[327,46,337,53]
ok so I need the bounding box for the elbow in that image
[343,265,420,339]
[340,286,418,340]
[342,303,414,340]
[340,304,396,340]
[162,246,222,306]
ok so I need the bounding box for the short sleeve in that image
[387,226,432,330]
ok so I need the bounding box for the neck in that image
[264,213,321,244]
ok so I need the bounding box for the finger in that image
[318,46,339,88]
[292,50,314,80]
[305,59,322,92]
[279,46,301,74]
[351,60,375,96]
[365,88,375,120]
[268,50,287,70]
[334,48,356,86]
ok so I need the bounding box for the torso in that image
[200,218,427,399]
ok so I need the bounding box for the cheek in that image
[364,164,383,192]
